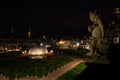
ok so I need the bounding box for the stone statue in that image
[87,11,107,58]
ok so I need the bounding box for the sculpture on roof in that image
[87,11,108,58]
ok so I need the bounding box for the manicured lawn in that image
[57,62,87,80]
[0,56,73,80]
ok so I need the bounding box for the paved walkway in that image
[42,58,85,80]
[0,75,9,80]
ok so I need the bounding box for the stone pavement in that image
[0,74,9,80]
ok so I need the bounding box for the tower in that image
[11,27,14,35]
[10,26,15,38]
[28,25,31,38]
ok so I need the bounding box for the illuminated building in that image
[107,7,120,44]
[22,47,54,59]
[57,39,71,49]
[29,47,48,56]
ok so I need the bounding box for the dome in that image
[28,47,48,56]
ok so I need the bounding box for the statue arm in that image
[88,25,94,32]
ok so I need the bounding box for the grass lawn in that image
[57,62,87,80]
[0,56,73,80]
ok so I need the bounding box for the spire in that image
[28,24,31,38]
[10,26,15,38]
[11,27,14,35]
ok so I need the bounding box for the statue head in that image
[90,11,100,22]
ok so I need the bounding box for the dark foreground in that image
[75,63,119,80]
[76,44,120,80]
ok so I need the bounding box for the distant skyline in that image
[0,0,120,39]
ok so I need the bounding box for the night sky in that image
[0,0,119,39]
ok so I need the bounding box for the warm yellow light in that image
[29,47,48,56]
[28,32,31,37]
[114,7,120,14]
[59,40,65,44]
[50,50,53,53]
